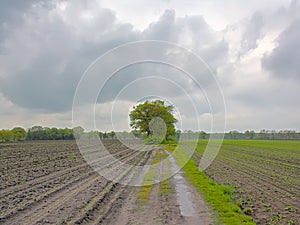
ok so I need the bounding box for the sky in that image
[0,0,299,132]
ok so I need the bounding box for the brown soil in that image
[0,140,213,225]
[109,150,214,225]
[192,141,300,225]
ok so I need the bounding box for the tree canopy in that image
[129,100,177,141]
[0,127,26,142]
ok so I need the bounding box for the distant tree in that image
[108,131,116,139]
[175,130,181,140]
[229,130,239,139]
[47,127,59,140]
[73,126,84,139]
[0,130,13,142]
[11,127,26,141]
[186,130,194,139]
[103,131,108,139]
[86,131,98,140]
[0,130,3,142]
[130,130,142,139]
[27,126,44,140]
[61,128,74,139]
[26,126,75,140]
[258,129,267,140]
[244,130,255,140]
[129,100,177,141]
[199,131,207,139]
[98,131,104,139]
[117,131,131,139]
[281,130,297,140]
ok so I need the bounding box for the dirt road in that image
[112,151,213,225]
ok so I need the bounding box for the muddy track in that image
[1,150,144,220]
[68,151,151,225]
[109,149,213,225]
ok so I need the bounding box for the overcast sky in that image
[0,0,299,132]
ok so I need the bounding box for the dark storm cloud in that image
[0,4,228,112]
[0,0,38,22]
[262,19,300,80]
[0,1,140,111]
[0,1,55,44]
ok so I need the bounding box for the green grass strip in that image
[166,144,256,225]
[159,179,172,196]
[138,148,173,204]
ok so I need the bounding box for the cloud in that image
[0,0,40,24]
[0,0,299,131]
[0,0,140,111]
[262,19,300,81]
[0,93,72,129]
[240,11,264,54]
[0,3,228,114]
[143,10,228,66]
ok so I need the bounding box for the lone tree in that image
[129,100,177,141]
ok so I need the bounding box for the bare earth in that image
[107,149,213,225]
[0,141,213,225]
[111,169,213,225]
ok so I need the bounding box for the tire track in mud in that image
[0,167,96,221]
[0,141,154,224]
[68,150,152,225]
[5,174,102,225]
[0,142,82,190]
[0,148,143,221]
[3,143,154,224]
[1,145,142,194]
[112,149,214,225]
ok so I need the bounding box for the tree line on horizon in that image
[0,126,299,143]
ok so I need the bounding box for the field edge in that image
[165,144,256,225]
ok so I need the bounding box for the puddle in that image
[166,151,213,225]
[167,152,198,217]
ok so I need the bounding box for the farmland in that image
[0,140,153,224]
[0,139,299,224]
[0,140,217,225]
[190,140,300,225]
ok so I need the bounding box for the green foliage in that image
[144,135,164,145]
[68,153,77,159]
[0,130,13,142]
[26,126,75,140]
[73,126,84,139]
[285,206,297,213]
[159,179,172,195]
[129,100,177,141]
[11,127,26,141]
[20,178,27,185]
[243,207,253,215]
[0,127,26,142]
